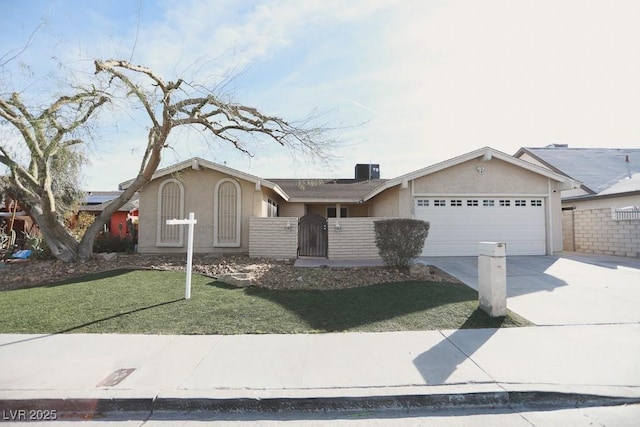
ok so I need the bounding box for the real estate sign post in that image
[166,212,198,300]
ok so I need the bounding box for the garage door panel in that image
[415,197,546,256]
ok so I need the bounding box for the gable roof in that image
[515,146,640,195]
[365,146,577,201]
[269,178,386,202]
[119,157,289,201]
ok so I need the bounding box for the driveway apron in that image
[423,255,640,326]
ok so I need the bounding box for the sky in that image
[1,0,639,190]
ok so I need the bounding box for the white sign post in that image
[166,212,198,299]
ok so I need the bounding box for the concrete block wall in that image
[249,217,298,259]
[572,208,640,258]
[327,217,388,259]
[562,209,575,251]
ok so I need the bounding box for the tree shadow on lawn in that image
[44,268,138,287]
[0,298,184,348]
[243,280,483,332]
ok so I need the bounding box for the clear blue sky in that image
[2,0,639,190]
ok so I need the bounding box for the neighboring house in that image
[76,191,139,238]
[121,147,575,259]
[0,198,36,249]
[515,144,640,209]
[515,144,640,257]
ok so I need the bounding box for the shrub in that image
[374,219,430,269]
[23,231,54,260]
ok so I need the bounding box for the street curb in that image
[2,391,640,421]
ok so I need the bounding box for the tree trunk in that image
[29,204,79,262]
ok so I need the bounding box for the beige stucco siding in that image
[369,187,400,217]
[138,168,263,254]
[412,158,549,195]
[280,202,305,217]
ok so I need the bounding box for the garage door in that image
[415,197,546,256]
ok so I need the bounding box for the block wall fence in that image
[249,217,393,260]
[563,208,640,258]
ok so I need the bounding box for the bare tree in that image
[0,90,109,261]
[1,59,332,261]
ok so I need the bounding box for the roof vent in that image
[355,164,380,181]
[547,143,569,148]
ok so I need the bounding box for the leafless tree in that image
[0,90,109,261]
[0,59,332,261]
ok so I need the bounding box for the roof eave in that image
[563,189,640,203]
[287,197,364,203]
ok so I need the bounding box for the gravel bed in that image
[0,254,459,291]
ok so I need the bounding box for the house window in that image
[267,198,279,217]
[466,199,479,207]
[483,199,495,207]
[531,199,542,207]
[499,200,511,207]
[327,207,348,218]
[515,199,526,207]
[434,200,446,207]
[214,179,241,247]
[416,199,429,207]
[157,179,184,247]
[450,199,462,207]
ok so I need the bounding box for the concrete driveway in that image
[423,254,640,326]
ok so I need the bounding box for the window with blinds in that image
[214,179,241,247]
[157,179,184,246]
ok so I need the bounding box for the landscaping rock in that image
[217,273,254,288]
[95,252,118,262]
[409,263,432,279]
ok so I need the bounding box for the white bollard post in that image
[478,242,507,317]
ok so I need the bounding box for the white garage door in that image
[415,197,546,256]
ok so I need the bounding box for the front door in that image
[298,214,328,257]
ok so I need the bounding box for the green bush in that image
[374,219,430,270]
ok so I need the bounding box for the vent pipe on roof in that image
[626,155,632,179]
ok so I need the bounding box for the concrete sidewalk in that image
[1,325,640,419]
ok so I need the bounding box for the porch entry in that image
[298,214,327,257]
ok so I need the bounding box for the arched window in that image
[214,178,241,247]
[157,179,184,246]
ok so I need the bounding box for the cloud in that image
[2,0,640,189]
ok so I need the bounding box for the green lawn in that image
[0,270,532,334]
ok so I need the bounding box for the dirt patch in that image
[0,254,460,291]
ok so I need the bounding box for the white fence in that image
[613,207,640,221]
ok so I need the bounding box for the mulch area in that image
[0,254,460,291]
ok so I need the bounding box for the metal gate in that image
[298,214,327,257]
